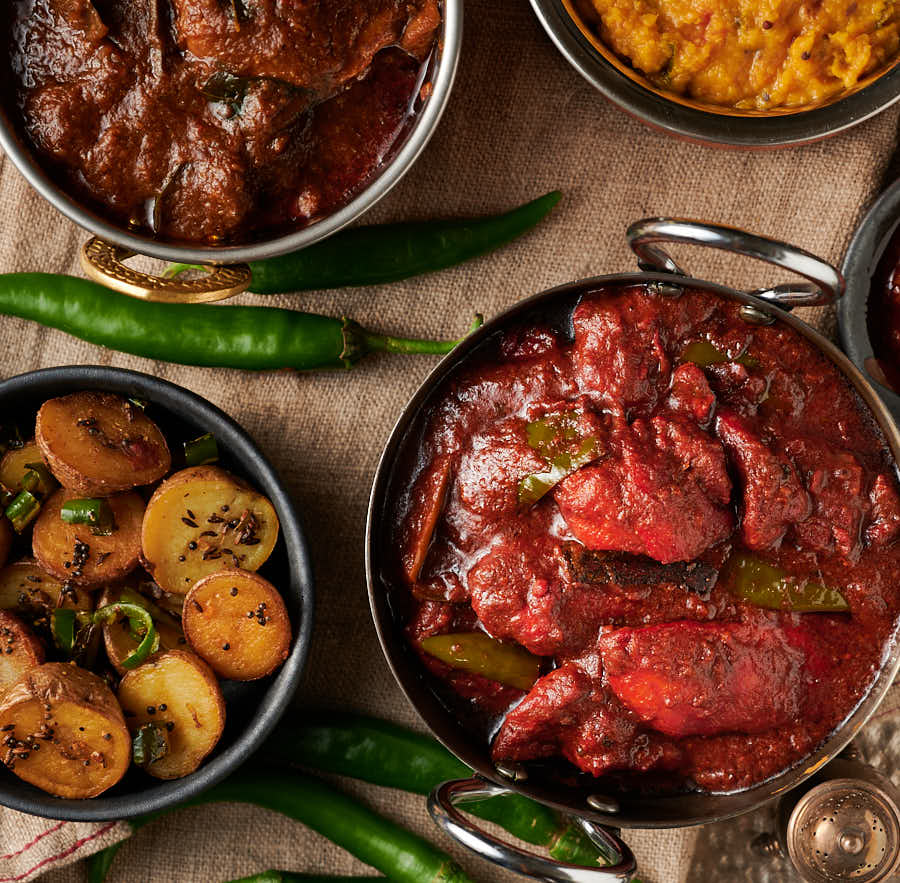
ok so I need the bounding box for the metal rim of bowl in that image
[839,178,900,422]
[0,366,314,820]
[529,0,900,148]
[0,1,462,265]
[366,273,900,828]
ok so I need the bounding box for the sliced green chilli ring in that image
[94,603,159,669]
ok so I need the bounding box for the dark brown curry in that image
[6,0,440,244]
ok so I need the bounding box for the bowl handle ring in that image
[81,237,252,304]
[428,776,637,881]
[626,217,844,323]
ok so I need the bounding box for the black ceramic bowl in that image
[0,366,313,820]
[839,179,900,424]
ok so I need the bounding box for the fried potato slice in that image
[100,583,187,676]
[0,663,130,798]
[0,611,45,691]
[33,490,144,587]
[183,571,290,681]
[36,392,171,495]
[0,560,91,623]
[141,466,279,595]
[117,649,225,779]
[0,440,55,497]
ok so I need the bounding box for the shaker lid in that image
[786,777,900,882]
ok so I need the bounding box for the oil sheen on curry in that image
[394,285,900,793]
[6,0,440,244]
[571,0,900,109]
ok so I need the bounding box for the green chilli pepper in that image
[420,632,541,691]
[0,275,479,371]
[518,411,600,505]
[227,875,383,883]
[263,711,605,868]
[60,498,117,536]
[88,766,474,883]
[168,192,562,294]
[184,432,219,467]
[5,490,40,533]
[724,553,849,612]
[680,340,759,369]
[93,602,159,668]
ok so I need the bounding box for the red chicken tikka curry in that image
[395,285,900,792]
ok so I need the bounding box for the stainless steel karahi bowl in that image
[367,219,900,880]
[530,0,900,148]
[0,1,461,303]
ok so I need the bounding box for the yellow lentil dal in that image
[577,0,900,108]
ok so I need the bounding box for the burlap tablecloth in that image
[1,0,899,879]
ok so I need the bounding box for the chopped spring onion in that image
[5,490,40,533]
[60,498,117,536]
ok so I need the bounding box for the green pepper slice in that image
[681,340,759,369]
[420,632,541,691]
[724,553,849,612]
[518,412,600,506]
[93,602,159,669]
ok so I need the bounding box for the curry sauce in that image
[6,0,441,243]
[395,286,900,792]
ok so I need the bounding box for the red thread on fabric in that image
[869,704,900,724]
[0,823,67,860]
[0,821,118,882]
